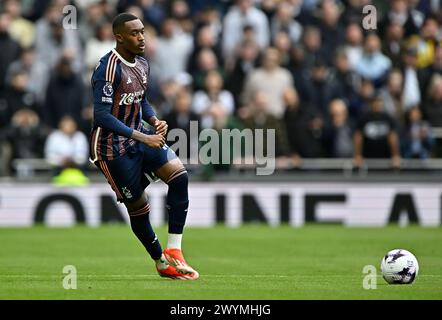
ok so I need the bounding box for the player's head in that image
[112,13,145,55]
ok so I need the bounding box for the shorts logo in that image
[103,82,113,97]
[122,187,133,199]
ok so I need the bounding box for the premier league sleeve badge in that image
[103,82,114,96]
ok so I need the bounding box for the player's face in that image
[121,19,145,55]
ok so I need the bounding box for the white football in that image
[381,249,419,284]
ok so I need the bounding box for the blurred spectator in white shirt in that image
[401,46,421,111]
[193,70,234,128]
[44,115,88,170]
[84,21,114,71]
[355,33,392,85]
[343,22,363,70]
[242,47,293,119]
[153,18,193,82]
[222,0,269,65]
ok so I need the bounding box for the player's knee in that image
[127,201,151,218]
[166,168,189,208]
[124,195,147,213]
[166,168,188,189]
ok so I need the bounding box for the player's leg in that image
[124,194,193,279]
[96,158,162,262]
[154,158,199,279]
[141,144,199,279]
[96,156,193,279]
[154,158,188,247]
[124,195,164,265]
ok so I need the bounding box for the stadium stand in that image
[0,0,441,181]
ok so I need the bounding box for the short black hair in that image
[112,13,139,34]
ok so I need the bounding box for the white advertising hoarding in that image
[0,182,440,227]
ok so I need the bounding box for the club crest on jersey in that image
[103,82,113,96]
[142,71,147,84]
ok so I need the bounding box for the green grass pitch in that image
[0,225,441,300]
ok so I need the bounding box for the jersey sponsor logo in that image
[103,82,114,96]
[119,90,144,105]
[101,97,112,103]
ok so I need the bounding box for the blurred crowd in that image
[0,0,441,177]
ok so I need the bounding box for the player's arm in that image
[94,102,134,138]
[141,95,168,137]
[94,102,164,148]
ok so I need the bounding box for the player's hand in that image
[143,134,165,148]
[154,120,168,137]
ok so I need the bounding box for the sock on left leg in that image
[166,168,189,248]
[128,203,163,261]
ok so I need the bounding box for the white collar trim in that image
[112,48,137,67]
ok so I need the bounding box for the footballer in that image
[89,13,198,280]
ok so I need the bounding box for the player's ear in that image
[115,33,124,44]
